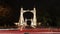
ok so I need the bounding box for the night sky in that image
[0,0,60,27]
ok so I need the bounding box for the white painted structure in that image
[18,7,37,27]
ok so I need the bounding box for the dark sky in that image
[1,0,60,15]
[0,0,60,22]
[1,0,60,26]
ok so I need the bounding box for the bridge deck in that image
[0,28,60,34]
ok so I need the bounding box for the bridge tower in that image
[19,7,37,27]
